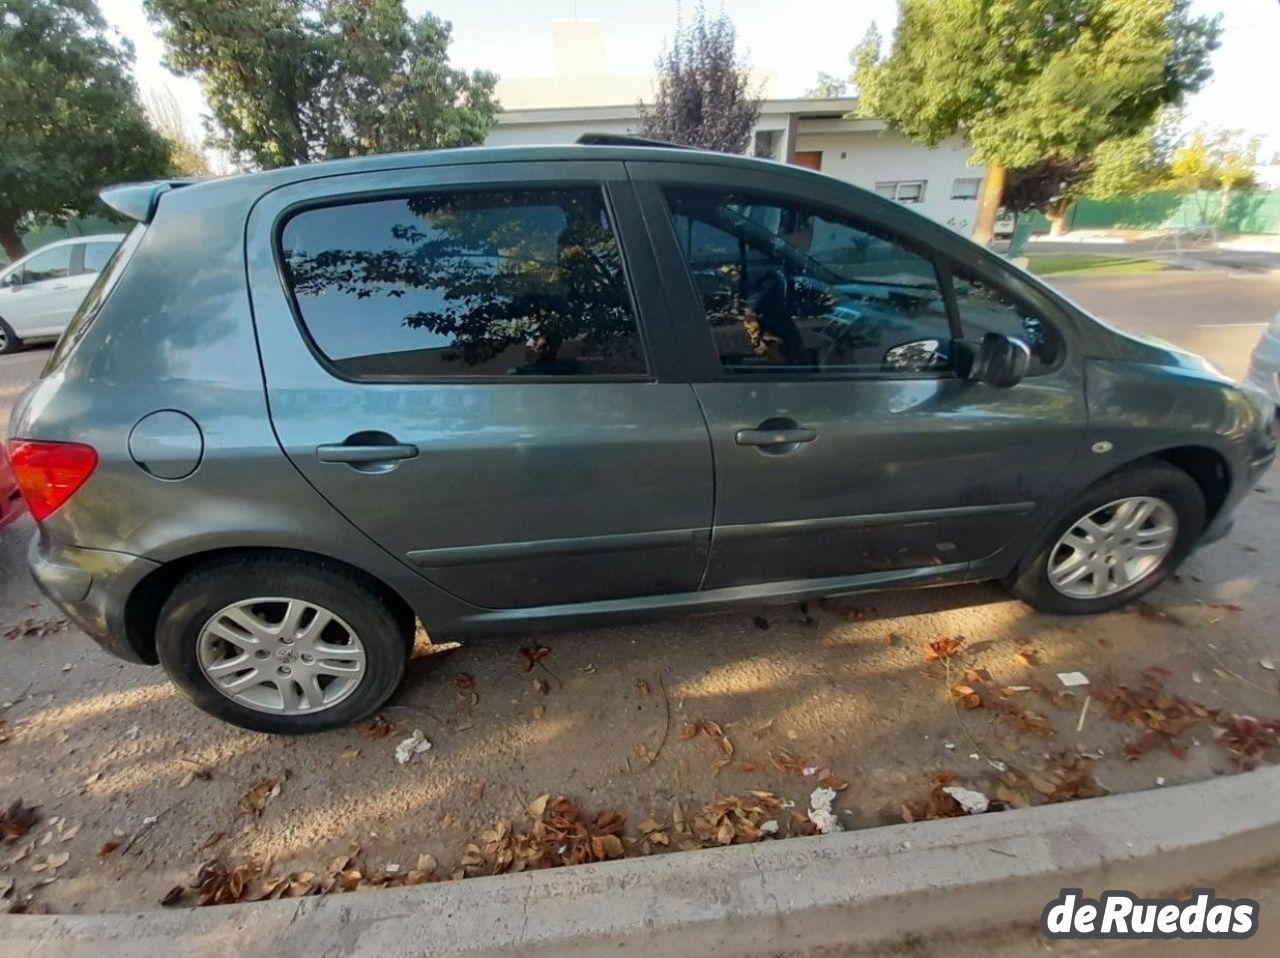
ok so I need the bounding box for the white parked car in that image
[1245,310,1280,408]
[0,234,124,354]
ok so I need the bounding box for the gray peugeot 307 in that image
[8,137,1275,733]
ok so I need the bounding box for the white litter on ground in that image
[807,786,843,834]
[1057,671,1090,687]
[941,785,989,814]
[395,729,432,765]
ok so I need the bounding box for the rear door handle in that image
[316,442,418,463]
[735,427,817,447]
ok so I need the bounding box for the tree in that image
[0,0,171,261]
[145,86,210,177]
[855,1,1221,242]
[806,71,848,98]
[145,0,499,170]
[639,4,762,154]
[1166,126,1260,227]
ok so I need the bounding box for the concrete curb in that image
[4,766,1279,958]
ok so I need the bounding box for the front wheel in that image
[0,318,21,355]
[156,557,411,733]
[1011,460,1206,615]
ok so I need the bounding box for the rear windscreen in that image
[43,224,146,376]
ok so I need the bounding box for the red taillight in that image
[7,440,99,522]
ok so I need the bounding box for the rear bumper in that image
[27,530,159,664]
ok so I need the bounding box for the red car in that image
[0,440,24,528]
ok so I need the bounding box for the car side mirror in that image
[965,333,1030,388]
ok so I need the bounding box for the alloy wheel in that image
[196,597,367,715]
[1047,496,1178,600]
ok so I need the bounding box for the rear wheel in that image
[0,318,20,355]
[156,557,410,733]
[1010,460,1205,614]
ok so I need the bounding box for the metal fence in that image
[1023,190,1280,236]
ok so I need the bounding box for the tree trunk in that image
[0,215,25,262]
[1046,199,1073,237]
[971,160,1006,246]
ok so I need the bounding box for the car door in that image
[1,245,80,337]
[631,160,1087,591]
[246,160,714,610]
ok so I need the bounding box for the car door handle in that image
[51,283,69,289]
[735,427,818,447]
[316,442,418,463]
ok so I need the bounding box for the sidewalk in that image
[4,766,1278,958]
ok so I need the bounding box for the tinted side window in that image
[281,187,646,379]
[82,241,117,274]
[951,267,1062,372]
[21,246,72,284]
[665,188,952,375]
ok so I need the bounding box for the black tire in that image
[1010,459,1206,615]
[156,556,411,734]
[0,317,20,355]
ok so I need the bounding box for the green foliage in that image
[0,0,172,257]
[855,0,1221,208]
[1167,127,1260,192]
[806,71,848,98]
[145,0,498,169]
[639,4,762,153]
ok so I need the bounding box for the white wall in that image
[794,131,984,232]
[486,115,639,147]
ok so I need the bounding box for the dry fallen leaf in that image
[96,840,120,857]
[359,716,396,739]
[925,638,964,662]
[0,800,39,843]
[518,645,551,672]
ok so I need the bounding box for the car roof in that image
[114,143,829,222]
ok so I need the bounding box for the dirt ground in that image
[1,477,1278,913]
[2,270,1279,915]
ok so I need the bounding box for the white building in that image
[486,23,990,236]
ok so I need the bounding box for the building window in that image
[951,177,983,200]
[874,180,927,204]
[752,130,779,160]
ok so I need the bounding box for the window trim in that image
[656,183,962,383]
[271,181,656,386]
[874,180,928,205]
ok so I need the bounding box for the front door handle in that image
[735,427,817,447]
[317,432,418,464]
[317,443,418,463]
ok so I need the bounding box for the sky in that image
[101,0,1278,158]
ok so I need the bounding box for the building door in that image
[792,151,823,171]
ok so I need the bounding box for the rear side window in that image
[279,187,647,379]
[81,241,117,274]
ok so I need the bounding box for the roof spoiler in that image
[99,180,196,223]
[575,133,696,150]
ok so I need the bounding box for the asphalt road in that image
[1049,269,1278,382]
[0,270,1277,916]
